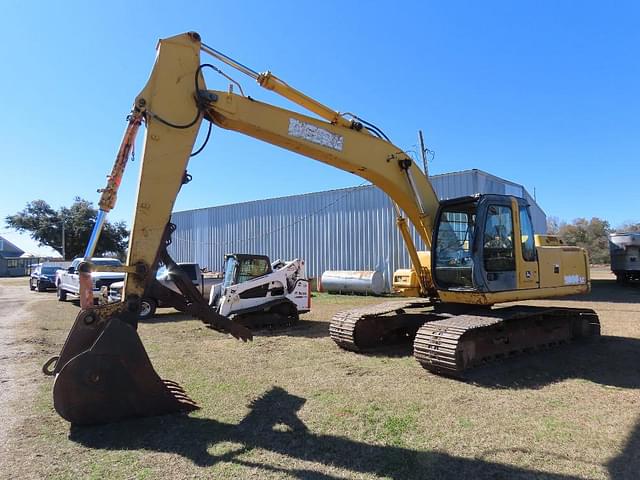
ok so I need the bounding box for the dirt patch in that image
[0,281,51,458]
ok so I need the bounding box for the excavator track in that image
[329,299,435,351]
[414,306,601,376]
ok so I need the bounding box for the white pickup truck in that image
[55,257,125,302]
[107,262,222,319]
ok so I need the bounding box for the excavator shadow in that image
[69,386,589,479]
[556,279,640,303]
[140,313,331,340]
[141,311,192,324]
[360,343,415,358]
[253,319,331,339]
[465,335,640,390]
[608,418,640,479]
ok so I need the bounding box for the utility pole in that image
[418,130,429,176]
[61,221,66,260]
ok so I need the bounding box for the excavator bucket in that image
[47,306,197,425]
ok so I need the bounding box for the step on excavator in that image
[44,32,600,425]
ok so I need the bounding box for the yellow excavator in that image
[44,32,600,425]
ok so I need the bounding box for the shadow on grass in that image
[608,419,640,480]
[466,335,640,390]
[141,312,333,340]
[554,279,640,304]
[141,311,193,324]
[70,386,586,479]
[353,342,415,358]
[256,319,331,339]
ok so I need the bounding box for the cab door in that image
[512,199,540,289]
[479,200,517,292]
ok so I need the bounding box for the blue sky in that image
[1,1,638,254]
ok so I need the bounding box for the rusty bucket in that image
[45,306,197,425]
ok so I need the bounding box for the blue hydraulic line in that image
[83,210,107,259]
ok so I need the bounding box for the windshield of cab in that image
[41,266,59,274]
[237,258,270,283]
[434,205,476,290]
[223,257,238,288]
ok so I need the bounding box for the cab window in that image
[237,258,270,284]
[483,205,515,272]
[519,206,536,262]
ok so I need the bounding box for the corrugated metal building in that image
[169,169,545,289]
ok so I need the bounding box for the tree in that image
[557,217,611,264]
[6,197,128,260]
[546,216,561,235]
[615,221,640,233]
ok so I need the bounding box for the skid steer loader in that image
[209,254,310,328]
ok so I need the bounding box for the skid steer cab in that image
[209,254,310,328]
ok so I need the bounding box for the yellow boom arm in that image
[120,32,439,300]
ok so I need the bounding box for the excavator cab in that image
[433,194,536,294]
[432,193,591,301]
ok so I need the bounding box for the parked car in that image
[29,264,61,292]
[55,257,125,302]
[108,262,222,319]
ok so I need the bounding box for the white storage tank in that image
[320,270,386,295]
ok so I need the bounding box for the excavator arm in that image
[120,32,440,299]
[201,91,439,291]
[47,31,442,425]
